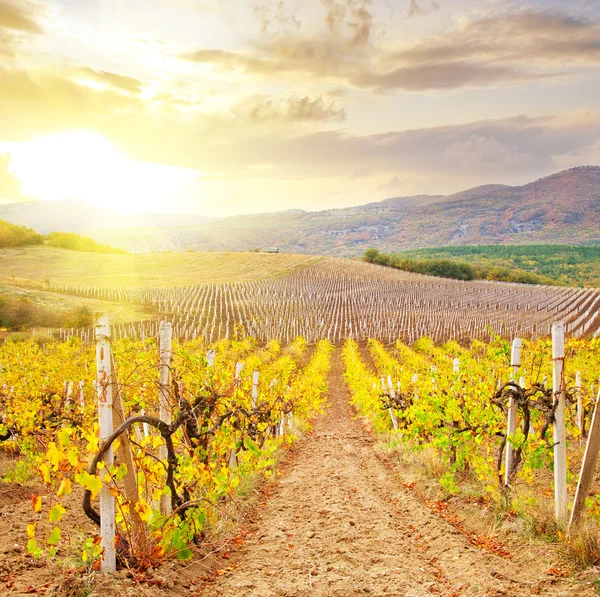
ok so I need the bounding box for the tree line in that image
[0,219,123,253]
[363,248,557,285]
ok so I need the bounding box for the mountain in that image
[0,199,214,234]
[1,167,599,254]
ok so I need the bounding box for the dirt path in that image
[200,350,593,597]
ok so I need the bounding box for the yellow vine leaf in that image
[134,500,153,523]
[57,478,72,498]
[49,503,66,523]
[26,522,36,538]
[39,463,51,484]
[32,495,42,513]
[75,471,103,500]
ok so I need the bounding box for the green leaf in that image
[49,503,66,523]
[245,437,261,457]
[48,526,61,546]
[177,548,193,561]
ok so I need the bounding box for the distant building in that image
[267,247,279,253]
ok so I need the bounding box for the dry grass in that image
[0,247,321,288]
[0,283,153,329]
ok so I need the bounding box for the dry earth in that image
[198,350,595,597]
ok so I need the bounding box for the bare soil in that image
[198,350,596,597]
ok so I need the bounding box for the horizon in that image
[1,163,598,219]
[0,1,599,216]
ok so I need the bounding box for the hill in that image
[88,166,600,254]
[0,167,598,254]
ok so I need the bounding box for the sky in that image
[0,0,599,216]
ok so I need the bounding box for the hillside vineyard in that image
[49,260,600,344]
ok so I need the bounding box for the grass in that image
[0,247,321,288]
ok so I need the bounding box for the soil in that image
[0,349,597,596]
[197,350,596,597]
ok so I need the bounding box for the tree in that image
[364,248,380,263]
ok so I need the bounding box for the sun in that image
[7,130,200,214]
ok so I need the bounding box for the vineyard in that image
[0,253,600,595]
[50,258,600,344]
[344,334,600,511]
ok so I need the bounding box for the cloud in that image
[0,28,17,56]
[0,67,144,140]
[0,152,31,202]
[406,0,439,19]
[320,0,373,48]
[207,113,600,183]
[151,91,201,107]
[390,10,600,66]
[377,175,402,192]
[444,135,537,169]
[179,8,600,91]
[254,0,301,35]
[352,62,557,92]
[0,60,598,200]
[235,94,347,123]
[74,67,144,94]
[0,0,44,34]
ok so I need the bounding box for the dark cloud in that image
[75,67,144,94]
[0,152,31,202]
[0,0,44,34]
[235,94,347,123]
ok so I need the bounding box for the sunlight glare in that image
[8,131,200,214]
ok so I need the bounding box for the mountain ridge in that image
[0,166,598,254]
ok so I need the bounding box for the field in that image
[51,256,600,344]
[0,247,320,287]
[1,248,600,596]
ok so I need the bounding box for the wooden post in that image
[381,378,398,430]
[65,382,74,411]
[78,381,85,411]
[569,387,600,530]
[505,338,522,485]
[235,362,244,380]
[95,314,116,573]
[229,362,244,468]
[387,375,399,430]
[553,322,567,521]
[108,352,142,540]
[252,371,259,410]
[576,371,583,435]
[159,321,172,515]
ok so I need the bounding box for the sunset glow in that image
[0,1,599,215]
[6,131,201,214]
